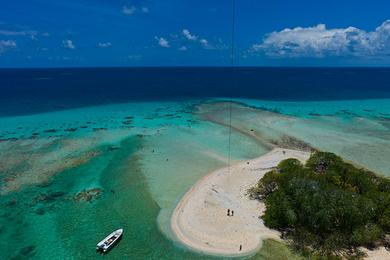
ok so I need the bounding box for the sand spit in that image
[171,148,310,256]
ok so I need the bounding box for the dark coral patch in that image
[122,120,132,125]
[43,129,57,133]
[309,113,321,116]
[19,245,36,257]
[92,127,107,131]
[73,188,102,202]
[64,128,78,132]
[35,208,45,215]
[108,146,120,152]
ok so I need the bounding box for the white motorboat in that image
[96,229,123,253]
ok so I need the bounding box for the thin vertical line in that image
[228,0,236,175]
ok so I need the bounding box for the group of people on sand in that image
[227,209,243,252]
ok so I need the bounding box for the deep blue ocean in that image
[1,67,390,117]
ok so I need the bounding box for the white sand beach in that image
[171,146,390,259]
[363,247,390,260]
[171,148,310,256]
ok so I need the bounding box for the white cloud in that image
[156,29,223,51]
[122,5,149,15]
[215,38,228,50]
[252,20,390,58]
[128,54,142,60]
[182,29,216,49]
[29,32,38,40]
[98,42,112,48]
[0,29,39,40]
[155,36,170,48]
[200,38,214,49]
[182,29,197,41]
[62,39,75,50]
[0,30,27,36]
[122,5,136,16]
[0,40,16,53]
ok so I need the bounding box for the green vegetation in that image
[248,152,390,259]
[252,239,305,260]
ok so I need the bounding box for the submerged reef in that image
[73,188,102,202]
[270,135,314,152]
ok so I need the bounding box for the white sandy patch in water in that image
[139,121,269,240]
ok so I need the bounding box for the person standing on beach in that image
[231,210,234,216]
[227,209,230,216]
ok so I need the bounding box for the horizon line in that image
[1,65,390,70]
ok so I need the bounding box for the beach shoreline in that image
[170,148,310,257]
[170,146,390,259]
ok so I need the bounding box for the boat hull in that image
[96,229,123,253]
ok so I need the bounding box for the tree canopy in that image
[248,151,390,259]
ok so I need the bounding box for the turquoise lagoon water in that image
[232,98,390,176]
[1,97,390,259]
[0,100,268,259]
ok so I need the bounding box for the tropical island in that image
[171,148,390,259]
[248,151,390,259]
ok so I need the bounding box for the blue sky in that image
[0,0,390,67]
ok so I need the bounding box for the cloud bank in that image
[252,20,390,58]
[122,5,149,16]
[122,6,136,16]
[0,29,46,40]
[183,29,197,41]
[156,29,225,51]
[63,39,75,50]
[98,42,112,48]
[0,40,16,53]
[155,37,170,48]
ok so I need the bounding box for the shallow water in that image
[0,100,269,259]
[204,99,390,176]
[1,97,389,259]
